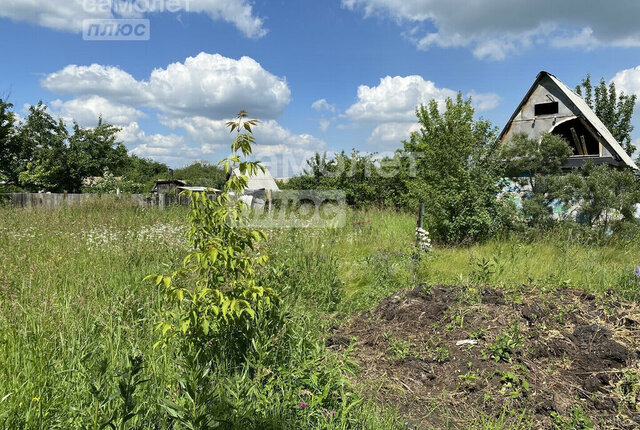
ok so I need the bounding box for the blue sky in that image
[2,0,640,175]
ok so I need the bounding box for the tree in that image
[554,164,640,230]
[575,74,637,156]
[67,118,128,192]
[173,161,226,190]
[0,98,17,185]
[403,93,504,243]
[499,133,573,228]
[16,102,69,192]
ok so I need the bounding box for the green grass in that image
[0,200,638,428]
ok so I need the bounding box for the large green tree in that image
[16,102,70,192]
[575,75,637,156]
[66,118,129,191]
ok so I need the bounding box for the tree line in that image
[0,99,226,193]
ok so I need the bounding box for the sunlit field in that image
[1,200,639,428]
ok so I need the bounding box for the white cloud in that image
[344,75,498,145]
[311,98,336,113]
[161,116,326,176]
[40,53,325,170]
[345,75,455,122]
[42,64,149,104]
[49,96,146,127]
[611,65,640,98]
[368,122,421,143]
[343,0,640,60]
[319,119,331,132]
[468,91,501,112]
[42,53,291,120]
[118,121,199,165]
[345,75,497,122]
[0,0,266,38]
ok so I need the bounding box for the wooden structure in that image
[499,71,638,170]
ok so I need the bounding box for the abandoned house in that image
[499,71,638,171]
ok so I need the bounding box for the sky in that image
[3,0,640,176]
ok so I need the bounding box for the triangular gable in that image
[232,167,280,191]
[500,71,638,170]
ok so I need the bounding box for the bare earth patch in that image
[330,285,640,429]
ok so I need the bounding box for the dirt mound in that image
[330,285,640,429]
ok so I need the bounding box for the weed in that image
[499,370,529,399]
[431,346,451,363]
[487,322,523,363]
[384,332,413,360]
[550,406,594,430]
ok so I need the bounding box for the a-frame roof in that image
[232,167,280,191]
[500,71,638,170]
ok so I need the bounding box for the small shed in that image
[500,71,638,170]
[151,179,186,193]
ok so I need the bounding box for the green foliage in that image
[616,370,640,412]
[575,74,637,156]
[151,111,275,358]
[499,370,529,399]
[172,161,226,190]
[284,150,409,208]
[554,164,640,230]
[384,332,412,360]
[500,132,573,228]
[0,98,170,193]
[403,93,505,243]
[487,323,523,363]
[551,407,593,430]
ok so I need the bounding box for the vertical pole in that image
[417,203,424,230]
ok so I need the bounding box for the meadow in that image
[1,199,639,429]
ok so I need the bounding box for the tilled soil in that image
[330,285,640,429]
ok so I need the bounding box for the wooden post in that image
[266,189,272,212]
[416,203,424,230]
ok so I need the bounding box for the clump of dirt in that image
[330,285,640,429]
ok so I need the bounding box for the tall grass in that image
[0,201,637,428]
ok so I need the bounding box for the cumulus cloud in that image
[342,0,640,60]
[118,121,199,165]
[345,75,456,122]
[0,0,266,38]
[611,65,640,98]
[49,96,146,127]
[42,64,149,105]
[42,53,291,120]
[368,122,421,143]
[311,98,336,113]
[161,116,326,176]
[40,53,322,170]
[344,75,498,145]
[345,75,497,121]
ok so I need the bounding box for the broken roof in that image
[500,71,638,170]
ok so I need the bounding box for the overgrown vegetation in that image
[286,76,640,245]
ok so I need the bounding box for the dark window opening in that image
[551,118,600,156]
[534,101,559,116]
